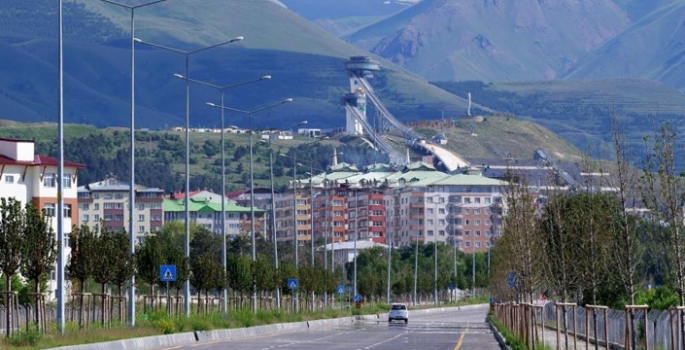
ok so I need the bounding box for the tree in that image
[109,231,134,322]
[67,223,97,329]
[641,122,685,305]
[92,226,116,325]
[0,198,25,336]
[495,169,540,302]
[21,201,56,330]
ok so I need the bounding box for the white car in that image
[388,303,408,324]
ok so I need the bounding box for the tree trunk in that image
[101,283,107,326]
[34,278,41,331]
[6,275,12,337]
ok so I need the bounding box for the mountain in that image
[0,0,470,130]
[565,0,685,91]
[278,0,415,36]
[344,0,630,82]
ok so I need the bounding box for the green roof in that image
[163,198,262,213]
[429,174,507,186]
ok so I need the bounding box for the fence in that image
[494,302,685,350]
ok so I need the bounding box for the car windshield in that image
[391,304,406,310]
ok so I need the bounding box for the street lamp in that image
[56,0,65,334]
[174,73,271,314]
[207,98,293,314]
[97,0,172,326]
[136,36,244,317]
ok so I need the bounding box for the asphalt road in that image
[175,305,502,350]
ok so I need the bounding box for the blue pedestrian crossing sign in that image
[160,265,176,282]
[287,278,299,290]
[337,285,345,294]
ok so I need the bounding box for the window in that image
[63,174,72,188]
[4,175,14,184]
[43,203,56,217]
[43,174,56,187]
[138,214,145,222]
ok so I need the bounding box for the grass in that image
[0,300,486,349]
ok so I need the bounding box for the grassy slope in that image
[0,0,470,131]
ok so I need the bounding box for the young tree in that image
[0,198,25,336]
[641,122,685,305]
[67,223,97,329]
[497,170,540,303]
[21,202,57,330]
[110,231,134,322]
[92,227,116,325]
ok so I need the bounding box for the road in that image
[174,305,502,350]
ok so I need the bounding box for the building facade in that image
[77,177,165,242]
[0,137,85,298]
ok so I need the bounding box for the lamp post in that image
[56,0,65,334]
[207,99,293,314]
[174,74,271,314]
[136,36,244,317]
[97,0,171,326]
[386,206,392,305]
[353,188,358,298]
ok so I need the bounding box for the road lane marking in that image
[452,322,470,350]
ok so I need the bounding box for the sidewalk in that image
[537,325,607,350]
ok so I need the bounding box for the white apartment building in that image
[77,177,165,243]
[0,137,85,298]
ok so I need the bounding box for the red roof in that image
[0,154,86,168]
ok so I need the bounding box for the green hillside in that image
[0,116,583,192]
[0,0,470,131]
[433,78,685,160]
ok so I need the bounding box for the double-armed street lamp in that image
[96,0,172,327]
[207,99,294,314]
[135,36,244,317]
[174,74,271,314]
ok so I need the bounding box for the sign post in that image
[160,265,177,315]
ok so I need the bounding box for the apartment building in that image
[0,137,85,298]
[77,177,165,242]
[164,190,260,238]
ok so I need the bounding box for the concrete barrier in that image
[49,332,197,350]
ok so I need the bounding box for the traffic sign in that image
[337,285,345,294]
[507,271,516,288]
[448,283,455,291]
[287,278,299,290]
[160,265,177,282]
